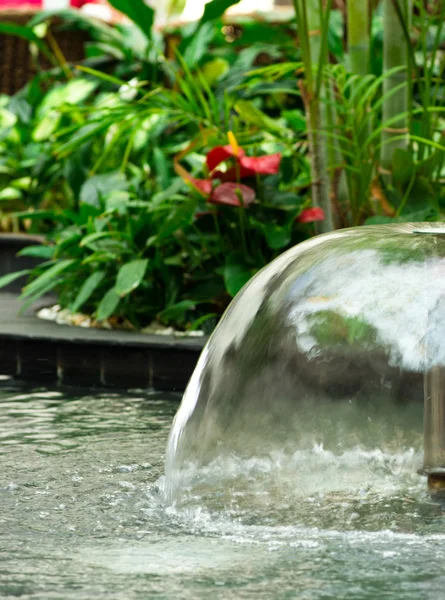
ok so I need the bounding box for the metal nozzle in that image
[423,366,445,493]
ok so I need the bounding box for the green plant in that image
[0,75,100,230]
[1,0,444,335]
[1,132,317,330]
[250,1,445,226]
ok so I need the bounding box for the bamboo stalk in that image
[294,0,334,233]
[347,0,370,75]
[381,0,411,171]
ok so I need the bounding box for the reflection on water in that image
[2,382,445,599]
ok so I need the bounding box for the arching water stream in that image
[165,224,445,501]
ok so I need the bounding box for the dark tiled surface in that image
[57,342,103,387]
[0,293,206,391]
[101,347,151,389]
[18,339,57,382]
[152,349,200,392]
[0,338,17,376]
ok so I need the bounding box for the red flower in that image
[238,153,282,175]
[189,177,212,196]
[212,164,255,183]
[206,145,243,172]
[209,183,256,207]
[176,133,282,208]
[297,207,325,223]
[206,145,281,177]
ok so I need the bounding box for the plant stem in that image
[348,0,370,75]
[293,0,334,233]
[381,0,411,172]
[306,93,333,234]
[238,205,249,257]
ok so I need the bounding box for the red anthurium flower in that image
[176,133,281,209]
[297,207,325,223]
[209,182,256,207]
[238,153,282,175]
[212,164,255,182]
[206,145,245,172]
[206,146,281,178]
[189,177,212,196]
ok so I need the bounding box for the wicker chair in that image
[0,10,89,95]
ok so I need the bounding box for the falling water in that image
[165,223,445,503]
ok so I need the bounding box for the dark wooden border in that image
[0,293,205,391]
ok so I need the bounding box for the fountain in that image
[3,226,445,596]
[165,222,445,502]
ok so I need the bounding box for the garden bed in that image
[0,232,203,392]
[0,292,204,391]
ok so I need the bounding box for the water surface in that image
[1,382,445,599]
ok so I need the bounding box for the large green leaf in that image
[200,0,241,24]
[18,245,55,260]
[37,79,97,119]
[27,8,122,44]
[264,191,304,211]
[32,111,61,142]
[115,259,148,297]
[0,107,17,129]
[0,188,22,201]
[80,172,128,207]
[79,231,130,248]
[107,0,154,41]
[235,99,285,135]
[264,223,291,250]
[201,57,230,86]
[21,259,77,300]
[0,270,30,291]
[183,22,215,68]
[282,109,306,132]
[15,210,59,221]
[223,261,253,297]
[72,271,105,313]
[0,21,53,61]
[97,287,120,321]
[105,191,130,216]
[153,147,169,191]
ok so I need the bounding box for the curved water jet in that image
[165,223,445,502]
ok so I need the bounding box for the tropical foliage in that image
[0,0,443,331]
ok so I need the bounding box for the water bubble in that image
[119,481,136,490]
[116,465,136,473]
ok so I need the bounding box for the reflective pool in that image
[1,382,445,599]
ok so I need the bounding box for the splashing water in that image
[2,384,445,599]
